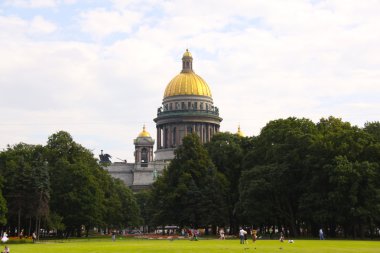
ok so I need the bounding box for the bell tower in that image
[134,125,155,167]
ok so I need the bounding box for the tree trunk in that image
[18,208,21,237]
[28,216,32,237]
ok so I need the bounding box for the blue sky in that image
[1,0,380,162]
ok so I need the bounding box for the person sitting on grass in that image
[2,245,9,253]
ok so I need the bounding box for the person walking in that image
[219,228,225,240]
[319,228,324,240]
[32,232,37,243]
[252,229,257,243]
[1,232,8,243]
[279,231,284,242]
[112,230,116,241]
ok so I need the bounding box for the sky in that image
[1,0,380,162]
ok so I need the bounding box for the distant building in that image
[105,49,222,191]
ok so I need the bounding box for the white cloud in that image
[79,8,141,39]
[0,15,28,39]
[29,15,57,33]
[4,0,58,8]
[62,0,77,4]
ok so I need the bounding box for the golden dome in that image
[138,125,151,137]
[237,125,245,137]
[164,49,212,98]
[164,72,212,98]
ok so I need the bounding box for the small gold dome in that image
[164,72,212,98]
[138,125,151,137]
[183,49,192,58]
[237,125,245,137]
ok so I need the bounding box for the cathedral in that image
[105,49,223,191]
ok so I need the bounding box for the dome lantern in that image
[181,49,193,73]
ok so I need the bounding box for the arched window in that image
[141,148,148,163]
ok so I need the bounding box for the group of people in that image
[1,232,9,253]
[186,228,199,241]
[239,227,257,244]
[1,230,37,244]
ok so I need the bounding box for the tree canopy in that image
[1,118,380,239]
[150,134,228,229]
[0,131,140,238]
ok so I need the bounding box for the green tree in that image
[0,143,49,237]
[364,121,380,141]
[101,175,140,229]
[206,132,249,234]
[150,134,228,230]
[363,122,380,163]
[300,117,377,237]
[0,176,7,225]
[135,190,153,232]
[240,117,318,236]
[46,131,104,237]
[46,131,141,236]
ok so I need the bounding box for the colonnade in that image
[156,123,220,149]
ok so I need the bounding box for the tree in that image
[364,121,380,142]
[299,117,377,238]
[46,131,104,237]
[150,134,228,230]
[206,132,250,234]
[239,117,318,236]
[0,176,7,226]
[363,122,380,163]
[0,143,49,237]
[45,131,141,237]
[101,175,140,229]
[134,190,153,232]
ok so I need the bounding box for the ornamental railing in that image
[157,106,220,117]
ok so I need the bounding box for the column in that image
[200,124,204,143]
[207,124,210,142]
[176,125,180,146]
[136,148,140,163]
[157,126,161,149]
[169,126,172,148]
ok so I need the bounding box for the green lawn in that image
[3,238,380,253]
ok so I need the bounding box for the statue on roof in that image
[99,150,112,163]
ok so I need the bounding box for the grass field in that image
[2,237,380,253]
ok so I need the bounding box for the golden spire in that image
[138,125,151,137]
[237,125,245,137]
